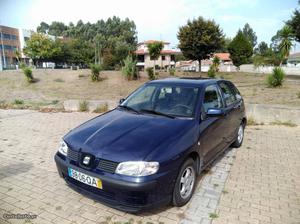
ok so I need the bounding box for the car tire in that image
[232,123,245,148]
[172,158,197,207]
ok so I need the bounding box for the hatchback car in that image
[55,78,246,212]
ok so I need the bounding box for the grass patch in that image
[247,116,264,126]
[93,103,108,113]
[222,190,229,194]
[53,78,64,82]
[213,183,219,188]
[209,213,219,219]
[51,100,59,104]
[79,100,89,112]
[247,116,257,126]
[297,91,300,99]
[14,99,24,105]
[270,120,297,127]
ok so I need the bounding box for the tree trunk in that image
[153,60,156,77]
[198,59,202,75]
[94,45,97,64]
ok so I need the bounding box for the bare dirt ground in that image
[0,69,300,109]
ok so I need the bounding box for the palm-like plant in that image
[147,41,164,75]
[278,25,295,61]
[212,56,220,72]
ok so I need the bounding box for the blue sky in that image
[0,0,299,51]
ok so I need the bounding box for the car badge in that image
[83,156,91,165]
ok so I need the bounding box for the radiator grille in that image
[98,159,119,173]
[67,149,79,161]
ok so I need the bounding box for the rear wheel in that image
[232,123,244,148]
[173,158,196,207]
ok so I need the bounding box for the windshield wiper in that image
[118,105,140,114]
[140,109,176,119]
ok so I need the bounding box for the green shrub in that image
[207,66,216,78]
[212,56,220,72]
[19,62,26,69]
[22,67,34,83]
[90,64,102,82]
[267,67,285,87]
[14,99,24,105]
[93,103,109,113]
[169,68,175,76]
[122,55,137,80]
[297,91,300,98]
[51,100,59,104]
[79,100,89,112]
[146,67,157,80]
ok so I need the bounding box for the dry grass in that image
[270,120,297,127]
[78,100,89,112]
[93,103,109,113]
[0,69,300,108]
[247,116,264,126]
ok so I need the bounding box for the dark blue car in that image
[55,78,246,212]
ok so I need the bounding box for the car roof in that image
[148,77,223,87]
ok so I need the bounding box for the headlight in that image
[115,161,159,177]
[58,140,68,156]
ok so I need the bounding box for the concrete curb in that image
[246,103,300,125]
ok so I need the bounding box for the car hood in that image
[64,109,194,162]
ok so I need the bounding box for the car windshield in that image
[120,84,199,118]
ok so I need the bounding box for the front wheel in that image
[232,123,245,148]
[173,158,197,207]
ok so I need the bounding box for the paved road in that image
[0,110,299,224]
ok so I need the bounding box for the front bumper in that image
[54,153,173,212]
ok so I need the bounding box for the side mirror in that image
[206,108,224,117]
[119,98,125,104]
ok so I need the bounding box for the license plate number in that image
[68,168,102,189]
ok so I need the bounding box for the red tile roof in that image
[139,40,170,45]
[214,53,231,61]
[133,49,179,55]
[134,49,145,55]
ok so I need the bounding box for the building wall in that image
[19,29,32,58]
[144,54,173,68]
[0,25,21,68]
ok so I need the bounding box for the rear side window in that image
[219,82,236,106]
[229,83,242,101]
[203,85,223,112]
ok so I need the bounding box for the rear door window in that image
[219,82,237,106]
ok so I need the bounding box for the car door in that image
[218,81,241,143]
[199,84,226,164]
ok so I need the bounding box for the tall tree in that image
[178,16,224,72]
[147,41,164,75]
[287,2,300,42]
[255,41,269,56]
[242,23,257,48]
[48,21,68,36]
[23,33,61,66]
[37,22,49,34]
[217,37,232,53]
[278,25,295,61]
[228,30,253,69]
